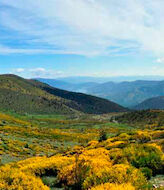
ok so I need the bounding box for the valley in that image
[1,1,164,189]
[0,75,163,190]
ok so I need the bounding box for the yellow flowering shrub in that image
[83,164,146,190]
[87,140,99,148]
[150,130,164,139]
[105,141,127,150]
[0,113,30,126]
[108,142,164,175]
[58,148,112,189]
[117,133,131,141]
[106,164,146,189]
[0,166,49,190]
[0,155,74,190]
[17,155,74,176]
[135,131,152,143]
[108,148,128,164]
[146,143,163,152]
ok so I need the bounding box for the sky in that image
[0,0,164,78]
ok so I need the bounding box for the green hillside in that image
[134,96,164,110]
[115,110,164,127]
[0,74,127,114]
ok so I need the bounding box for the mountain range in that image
[0,74,126,114]
[36,78,164,107]
[1,74,164,114]
[55,76,164,83]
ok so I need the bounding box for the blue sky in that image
[0,0,164,78]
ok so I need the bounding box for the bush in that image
[140,167,152,180]
[73,155,90,189]
[0,167,49,190]
[136,132,152,143]
[106,164,147,189]
[123,144,164,175]
[99,130,107,142]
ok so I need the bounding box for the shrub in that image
[106,164,147,189]
[136,132,152,143]
[58,148,112,189]
[118,133,131,141]
[140,167,152,180]
[0,167,49,190]
[99,130,107,142]
[123,144,164,175]
[83,163,146,190]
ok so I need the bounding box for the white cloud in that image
[15,68,25,73]
[156,58,164,64]
[1,0,164,57]
[29,68,46,72]
[11,68,65,78]
[0,45,88,55]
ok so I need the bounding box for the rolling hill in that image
[0,74,127,114]
[133,96,164,110]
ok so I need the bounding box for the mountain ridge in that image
[36,78,164,107]
[0,74,127,114]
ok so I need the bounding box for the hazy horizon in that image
[2,73,164,83]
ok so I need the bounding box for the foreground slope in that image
[0,74,126,114]
[0,121,163,189]
[0,112,163,189]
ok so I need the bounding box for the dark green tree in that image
[99,130,107,142]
